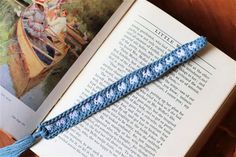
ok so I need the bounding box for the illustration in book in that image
[0,0,122,111]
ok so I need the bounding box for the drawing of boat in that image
[8,17,69,97]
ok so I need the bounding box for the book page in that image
[0,0,125,139]
[32,0,236,156]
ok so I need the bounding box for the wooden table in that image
[1,0,235,156]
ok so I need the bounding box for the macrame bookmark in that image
[0,37,207,157]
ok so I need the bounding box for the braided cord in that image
[38,37,207,139]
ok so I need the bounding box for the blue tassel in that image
[0,131,43,157]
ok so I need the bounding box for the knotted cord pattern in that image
[38,37,207,139]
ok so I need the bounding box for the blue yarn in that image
[0,131,43,157]
[0,37,207,157]
[39,36,207,139]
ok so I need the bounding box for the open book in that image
[1,0,235,156]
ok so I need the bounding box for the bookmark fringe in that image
[0,131,43,157]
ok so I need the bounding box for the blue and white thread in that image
[0,36,207,157]
[39,36,207,139]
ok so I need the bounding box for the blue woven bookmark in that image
[0,37,207,157]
